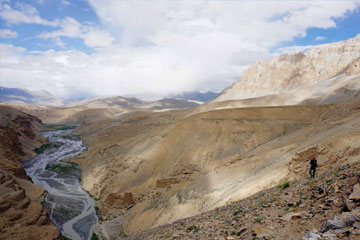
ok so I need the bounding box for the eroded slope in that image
[0,106,59,240]
[69,96,360,237]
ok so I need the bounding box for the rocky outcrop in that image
[0,106,48,177]
[214,34,360,102]
[0,106,59,240]
[346,58,360,76]
[0,170,59,240]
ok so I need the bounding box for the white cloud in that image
[55,37,66,47]
[83,29,114,48]
[0,29,17,38]
[315,36,326,41]
[61,0,70,5]
[37,17,81,38]
[273,44,317,56]
[0,2,58,26]
[1,1,360,99]
[37,17,114,48]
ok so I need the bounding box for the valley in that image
[1,33,360,240]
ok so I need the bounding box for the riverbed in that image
[23,129,97,240]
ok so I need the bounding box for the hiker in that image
[309,156,317,178]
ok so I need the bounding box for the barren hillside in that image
[64,94,360,238]
[125,162,360,240]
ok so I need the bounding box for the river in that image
[23,129,98,240]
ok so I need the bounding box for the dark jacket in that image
[310,159,317,168]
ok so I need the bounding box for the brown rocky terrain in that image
[63,93,360,238]
[0,106,59,240]
[124,162,360,240]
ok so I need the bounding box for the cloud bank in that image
[1,1,359,99]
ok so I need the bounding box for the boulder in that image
[321,217,345,233]
[282,212,303,221]
[349,184,360,201]
[302,231,321,240]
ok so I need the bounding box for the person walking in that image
[309,156,317,178]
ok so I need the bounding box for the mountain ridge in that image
[214,34,360,102]
[0,87,67,106]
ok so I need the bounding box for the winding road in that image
[24,130,97,240]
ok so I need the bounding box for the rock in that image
[287,202,297,207]
[0,201,11,212]
[302,231,321,240]
[345,58,360,76]
[344,199,356,211]
[282,212,303,221]
[351,208,360,219]
[349,184,360,201]
[341,212,357,227]
[238,227,248,237]
[353,222,360,228]
[256,234,270,240]
[334,228,347,234]
[321,217,345,233]
[172,234,180,239]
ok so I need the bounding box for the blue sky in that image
[273,4,360,52]
[1,0,360,99]
[0,0,104,53]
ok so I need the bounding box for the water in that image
[23,130,98,240]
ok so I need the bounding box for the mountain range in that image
[0,87,67,106]
[0,87,218,110]
[214,33,360,103]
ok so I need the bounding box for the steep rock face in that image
[0,106,47,177]
[0,106,59,240]
[0,170,59,240]
[215,34,360,102]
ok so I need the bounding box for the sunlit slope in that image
[0,103,127,124]
[214,34,360,102]
[71,98,360,236]
[197,73,360,112]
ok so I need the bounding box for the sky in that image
[1,0,360,100]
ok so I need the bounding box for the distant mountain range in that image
[0,87,66,106]
[0,87,206,110]
[172,91,219,102]
[70,96,200,110]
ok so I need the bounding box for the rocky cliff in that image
[214,34,360,102]
[0,106,59,240]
